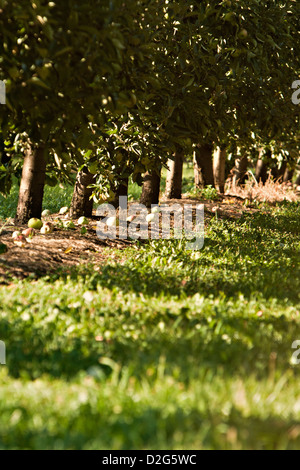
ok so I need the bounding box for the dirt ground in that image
[0,195,278,283]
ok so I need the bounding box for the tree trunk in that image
[140,170,161,208]
[255,159,268,184]
[295,172,300,186]
[283,166,294,183]
[112,177,129,208]
[272,162,287,181]
[165,146,184,199]
[232,155,248,186]
[70,168,95,218]
[213,147,226,194]
[15,145,47,224]
[193,144,214,189]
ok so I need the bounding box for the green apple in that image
[224,12,236,23]
[88,162,98,175]
[239,29,248,39]
[78,216,89,226]
[64,221,75,229]
[28,218,43,230]
[42,209,51,217]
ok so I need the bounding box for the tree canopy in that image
[0,0,299,201]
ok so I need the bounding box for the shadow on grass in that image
[60,225,299,301]
[1,307,299,382]
[76,258,299,302]
[0,208,299,380]
[50,206,300,302]
[1,401,300,450]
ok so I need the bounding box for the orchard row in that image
[0,0,299,222]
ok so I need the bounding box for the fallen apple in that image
[22,228,35,239]
[146,213,156,223]
[40,222,54,234]
[12,231,22,240]
[106,216,119,227]
[14,235,27,248]
[63,221,75,229]
[151,206,160,214]
[42,209,51,217]
[59,207,69,215]
[28,218,43,230]
[78,216,89,226]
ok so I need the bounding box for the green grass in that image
[0,201,299,449]
[0,181,74,220]
[0,163,195,219]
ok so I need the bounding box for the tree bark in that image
[283,166,294,183]
[70,167,95,218]
[232,155,248,186]
[165,145,184,199]
[213,147,226,194]
[272,162,287,181]
[255,159,268,184]
[140,170,161,208]
[193,144,214,189]
[15,145,47,224]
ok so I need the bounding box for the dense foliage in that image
[0,0,299,199]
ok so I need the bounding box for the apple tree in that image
[0,0,133,223]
